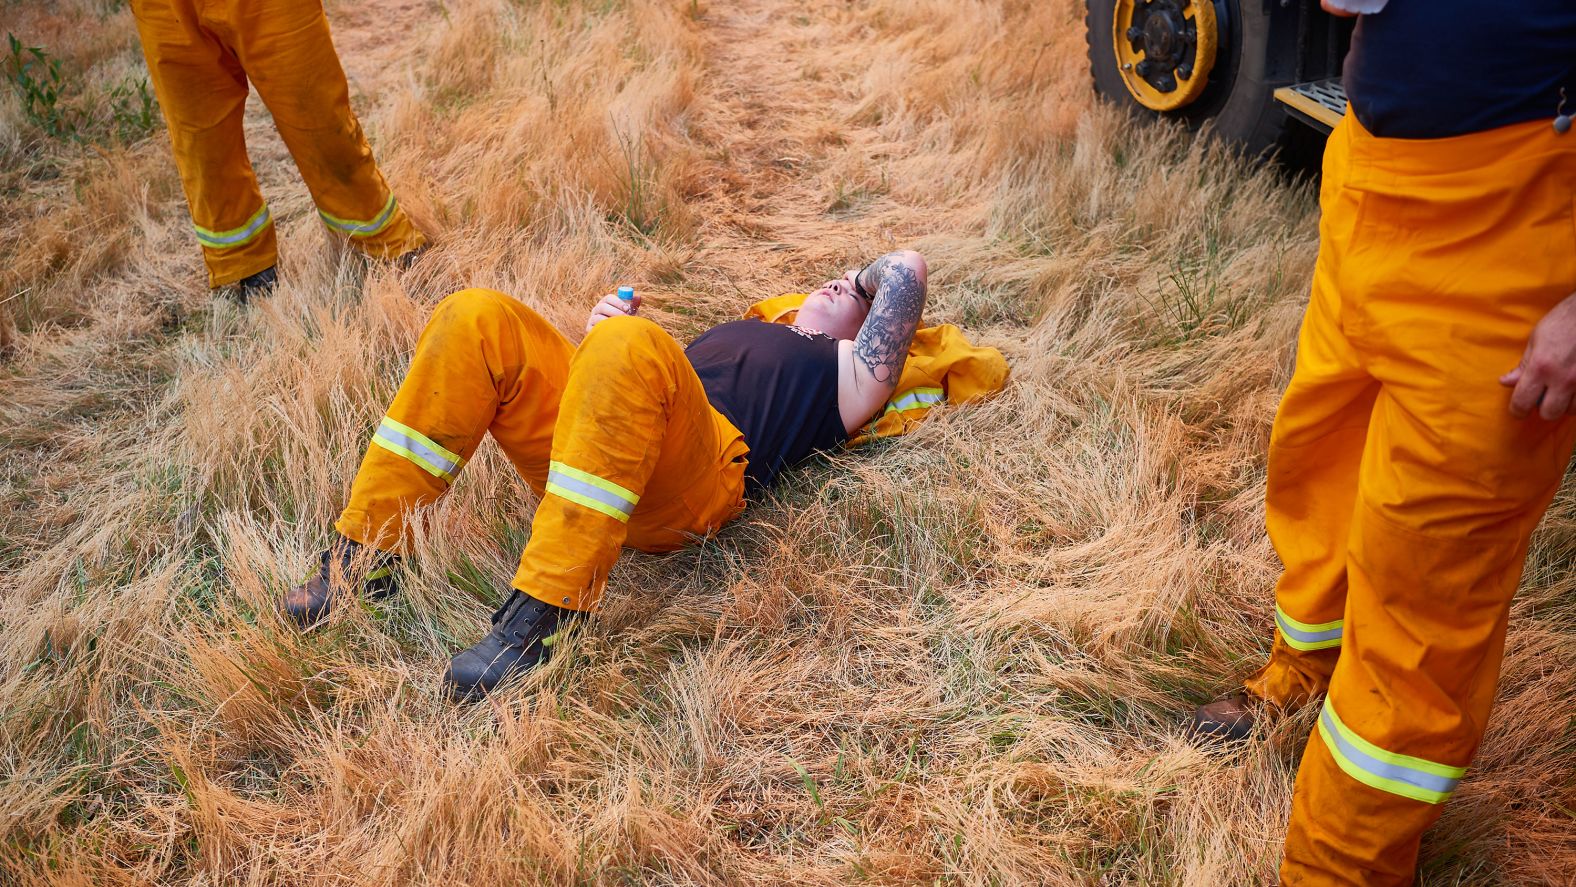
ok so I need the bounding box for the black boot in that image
[1188,693,1258,743]
[281,535,399,628]
[235,265,278,303]
[443,591,578,702]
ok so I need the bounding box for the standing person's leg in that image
[218,0,424,261]
[443,314,749,699]
[284,288,572,625]
[131,0,276,287]
[1194,118,1377,737]
[1247,137,1377,706]
[1279,118,1576,885]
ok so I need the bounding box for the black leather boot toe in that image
[235,265,278,303]
[443,591,577,702]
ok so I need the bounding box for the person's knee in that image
[429,288,512,333]
[582,314,672,354]
[576,315,680,379]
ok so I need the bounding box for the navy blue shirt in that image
[1344,1,1576,139]
[686,320,848,494]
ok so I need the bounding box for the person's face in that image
[796,269,870,340]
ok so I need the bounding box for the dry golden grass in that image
[2,0,1573,884]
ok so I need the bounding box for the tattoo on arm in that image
[853,253,926,385]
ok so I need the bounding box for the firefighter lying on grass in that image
[281,251,1008,701]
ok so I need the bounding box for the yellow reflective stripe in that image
[549,462,638,507]
[379,417,463,465]
[194,204,272,249]
[1276,605,1342,634]
[371,417,465,482]
[318,193,398,237]
[1279,632,1342,652]
[884,386,944,414]
[545,482,631,521]
[1318,699,1466,805]
[372,436,454,481]
[545,460,639,522]
[1275,604,1343,651]
[863,386,946,435]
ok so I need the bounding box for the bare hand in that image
[1501,292,1576,420]
[1319,1,1359,16]
[585,291,640,332]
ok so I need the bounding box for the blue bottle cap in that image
[617,286,635,301]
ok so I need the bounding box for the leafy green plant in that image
[5,32,161,144]
[108,75,158,142]
[7,33,76,139]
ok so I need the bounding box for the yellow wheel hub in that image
[1112,0,1219,112]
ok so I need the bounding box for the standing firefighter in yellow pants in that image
[1188,1,1576,883]
[282,251,931,700]
[131,0,425,295]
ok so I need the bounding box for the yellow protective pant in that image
[335,289,749,612]
[1243,115,1576,884]
[131,0,424,287]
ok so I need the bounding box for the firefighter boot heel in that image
[281,536,398,629]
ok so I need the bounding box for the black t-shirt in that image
[1344,1,1576,139]
[685,319,848,494]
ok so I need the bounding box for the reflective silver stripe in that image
[1274,604,1343,651]
[1318,701,1465,804]
[371,417,463,481]
[545,462,638,522]
[194,205,272,249]
[319,193,397,237]
[885,387,944,414]
[864,387,946,434]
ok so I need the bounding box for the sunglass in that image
[851,271,874,304]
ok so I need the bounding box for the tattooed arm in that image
[837,250,929,433]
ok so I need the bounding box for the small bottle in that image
[617,285,637,315]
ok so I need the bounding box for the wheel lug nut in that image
[1127,26,1145,41]
[1178,64,1193,78]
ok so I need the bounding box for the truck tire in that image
[1086,0,1290,157]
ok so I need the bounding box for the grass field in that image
[3,0,1574,883]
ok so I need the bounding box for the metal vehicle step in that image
[1274,78,1347,132]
